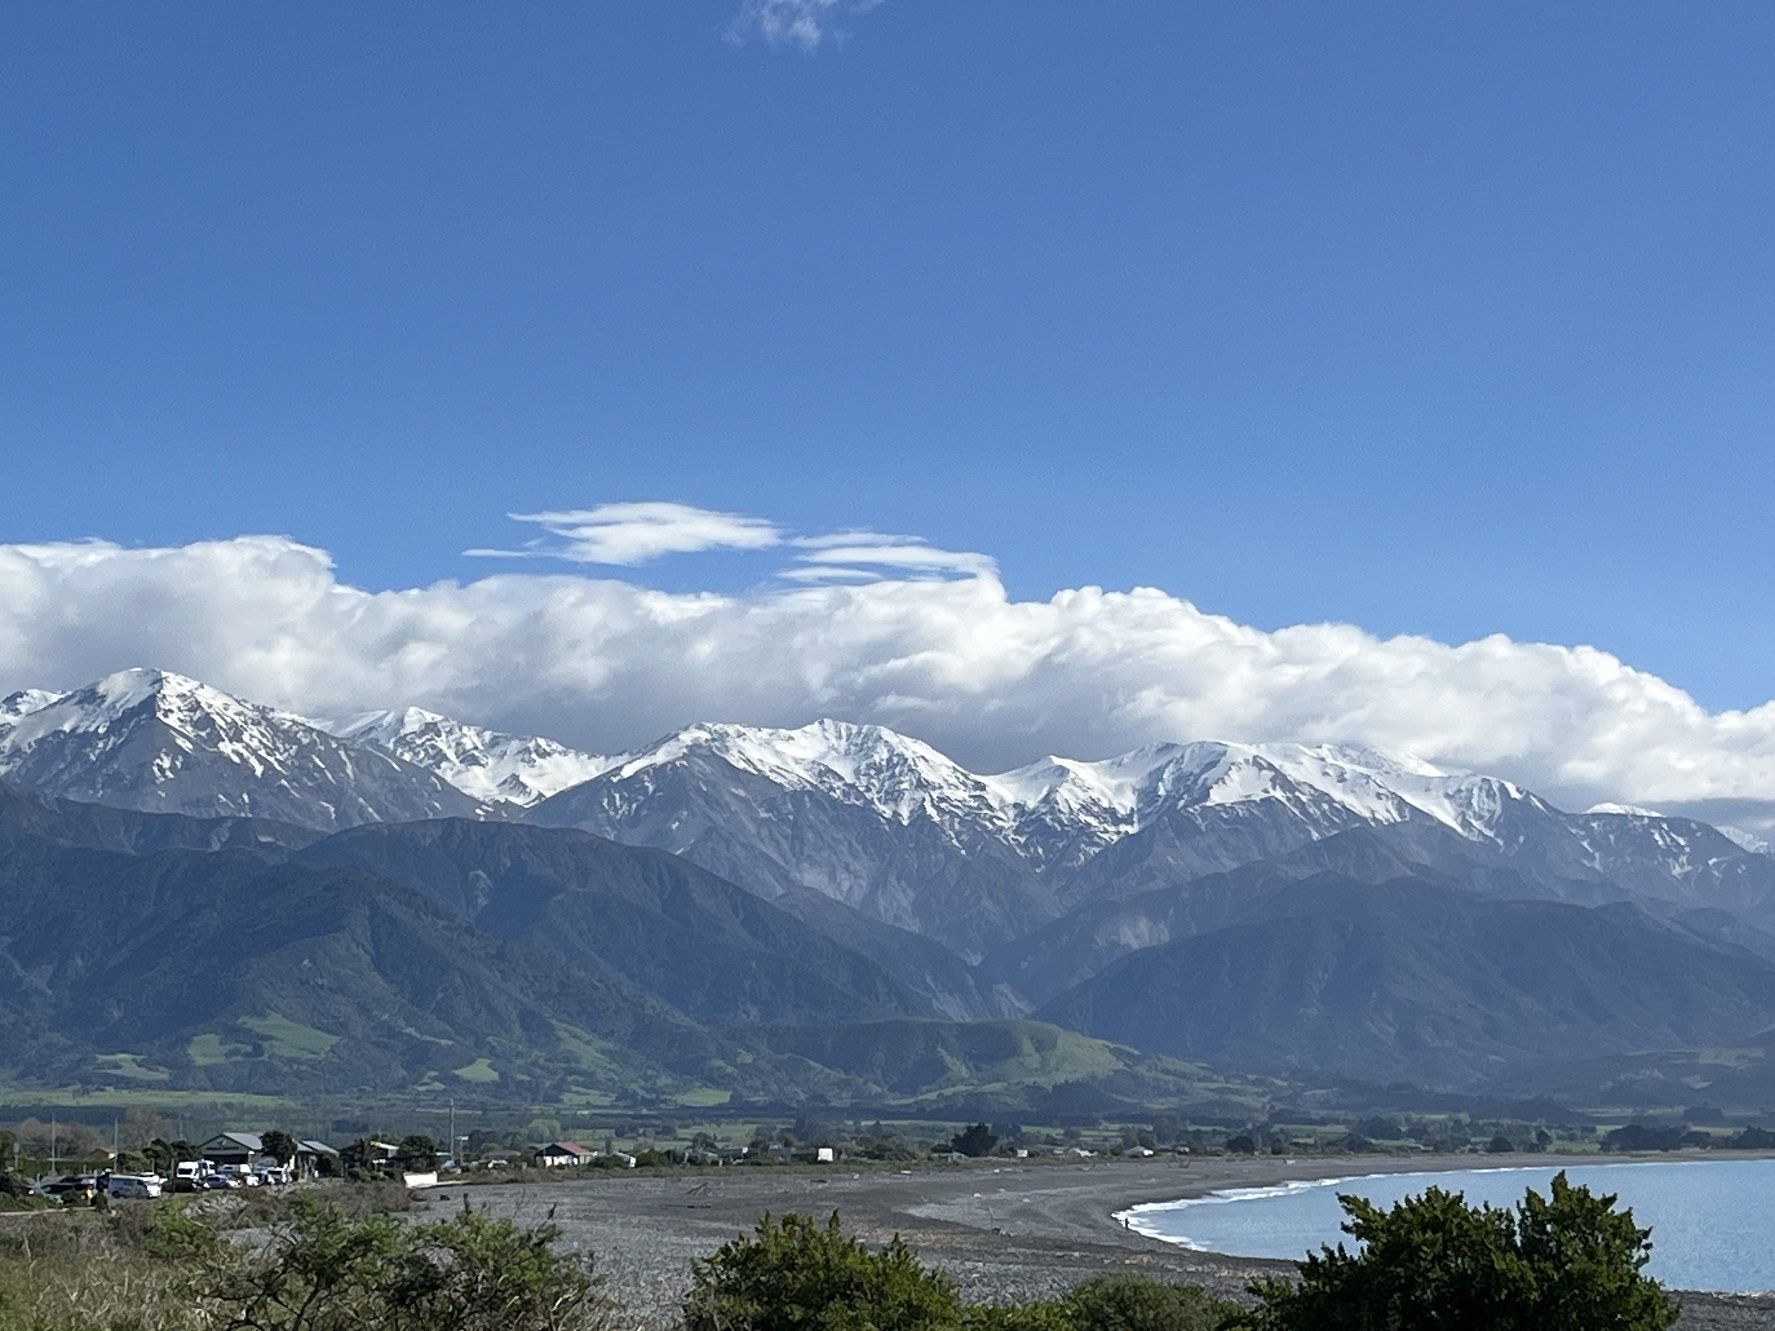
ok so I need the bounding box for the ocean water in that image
[1119,1159,1775,1293]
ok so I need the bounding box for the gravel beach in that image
[415,1155,1775,1330]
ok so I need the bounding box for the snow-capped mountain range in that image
[0,669,488,831]
[530,720,1775,955]
[317,706,615,807]
[547,719,1544,855]
[4,667,1772,959]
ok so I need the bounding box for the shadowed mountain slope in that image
[296,819,935,1027]
[1038,875,1775,1088]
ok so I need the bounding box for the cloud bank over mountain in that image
[2,526,1773,822]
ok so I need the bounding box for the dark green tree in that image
[950,1124,998,1158]
[144,1136,198,1174]
[260,1129,298,1167]
[683,1212,962,1331]
[1232,1171,1678,1331]
[340,1137,383,1180]
[396,1133,440,1171]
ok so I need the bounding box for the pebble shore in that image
[413,1155,1775,1330]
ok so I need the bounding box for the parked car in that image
[45,1175,97,1203]
[106,1174,163,1200]
[171,1160,207,1192]
[203,1173,240,1190]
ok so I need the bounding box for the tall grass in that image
[0,1209,200,1330]
[0,1185,608,1331]
[0,1182,412,1331]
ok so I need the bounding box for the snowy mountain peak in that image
[612,718,1001,825]
[986,739,1523,842]
[1587,801,1667,818]
[318,707,613,807]
[0,667,487,830]
[2,668,300,755]
[324,706,453,749]
[0,687,59,723]
[987,744,1190,812]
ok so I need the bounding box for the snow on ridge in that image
[1587,801,1667,819]
[613,718,1002,825]
[986,744,1191,813]
[594,723,1516,846]
[0,670,1544,848]
[15,668,1757,867]
[0,688,61,723]
[985,739,1482,835]
[0,669,422,790]
[324,706,452,748]
[316,705,615,807]
[4,668,248,748]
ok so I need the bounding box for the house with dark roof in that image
[198,1132,264,1169]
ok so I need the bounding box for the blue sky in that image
[3,1,1772,713]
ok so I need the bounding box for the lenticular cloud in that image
[2,533,1774,822]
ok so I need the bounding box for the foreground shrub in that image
[0,1193,612,1331]
[1229,1170,1678,1331]
[684,1215,1233,1331]
[207,1193,613,1331]
[964,1275,1235,1331]
[684,1212,964,1331]
[0,1208,207,1330]
[1062,1274,1236,1331]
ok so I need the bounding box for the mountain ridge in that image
[0,670,493,831]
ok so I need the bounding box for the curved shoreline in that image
[1111,1154,1775,1255]
[432,1154,1775,1330]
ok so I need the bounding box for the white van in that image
[107,1174,163,1199]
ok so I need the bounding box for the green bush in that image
[202,1192,613,1331]
[962,1275,1233,1331]
[1231,1171,1678,1331]
[683,1212,964,1331]
[1062,1274,1235,1331]
[683,1216,1231,1331]
[963,1302,1074,1331]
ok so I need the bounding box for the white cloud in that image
[470,502,783,566]
[790,531,999,581]
[4,531,1775,825]
[726,0,882,51]
[464,506,995,582]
